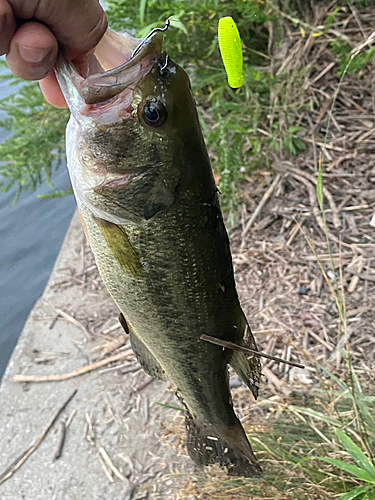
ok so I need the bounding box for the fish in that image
[55,24,262,477]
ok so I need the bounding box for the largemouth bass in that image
[56,25,262,477]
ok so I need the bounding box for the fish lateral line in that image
[200,334,305,369]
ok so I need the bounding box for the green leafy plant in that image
[0,72,69,202]
[283,126,307,155]
[319,429,375,500]
[331,40,375,75]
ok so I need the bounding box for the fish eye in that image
[141,100,167,127]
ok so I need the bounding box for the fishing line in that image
[131,19,170,59]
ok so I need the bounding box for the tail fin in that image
[185,411,262,477]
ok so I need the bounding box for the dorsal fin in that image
[229,322,261,399]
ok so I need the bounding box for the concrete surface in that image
[0,212,193,500]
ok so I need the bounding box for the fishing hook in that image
[132,19,170,59]
[160,54,169,73]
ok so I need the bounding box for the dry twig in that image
[242,174,282,237]
[13,352,131,383]
[200,334,305,369]
[55,308,93,341]
[0,390,77,485]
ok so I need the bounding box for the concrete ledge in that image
[0,212,192,500]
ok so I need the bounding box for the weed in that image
[0,70,69,202]
[331,40,375,75]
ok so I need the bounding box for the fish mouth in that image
[56,23,167,105]
[56,24,168,217]
[94,168,147,193]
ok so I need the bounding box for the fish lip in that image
[93,169,147,193]
[85,31,163,85]
[81,31,163,104]
[57,30,164,105]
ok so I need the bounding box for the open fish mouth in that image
[56,21,168,106]
[55,22,170,224]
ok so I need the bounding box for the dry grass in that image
[231,3,375,387]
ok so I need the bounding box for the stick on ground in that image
[13,352,131,383]
[55,308,93,341]
[242,174,282,237]
[54,420,67,460]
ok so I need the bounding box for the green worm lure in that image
[218,16,243,89]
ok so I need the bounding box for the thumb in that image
[18,0,108,54]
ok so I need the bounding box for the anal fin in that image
[230,323,261,399]
[129,331,166,381]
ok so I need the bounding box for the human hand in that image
[0,0,107,108]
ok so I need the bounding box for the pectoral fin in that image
[230,323,261,399]
[93,217,143,278]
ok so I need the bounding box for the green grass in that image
[185,359,375,500]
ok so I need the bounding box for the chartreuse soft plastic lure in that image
[218,16,243,88]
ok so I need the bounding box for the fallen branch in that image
[262,366,292,396]
[13,352,131,383]
[242,174,282,237]
[0,390,77,485]
[200,334,305,369]
[55,308,93,341]
[347,268,375,283]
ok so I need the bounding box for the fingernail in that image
[18,45,51,64]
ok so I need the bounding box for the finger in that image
[0,0,16,55]
[12,0,108,54]
[39,71,67,108]
[6,21,58,80]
